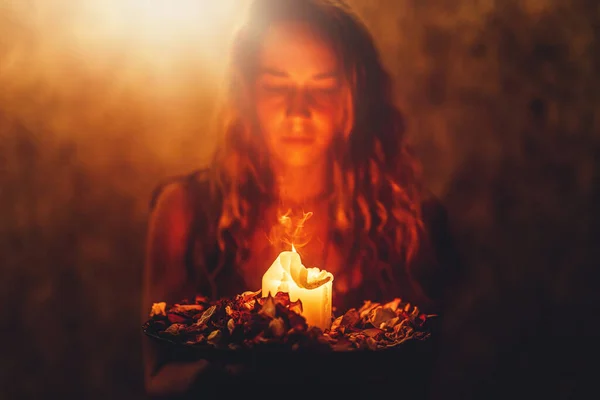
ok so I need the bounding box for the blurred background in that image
[1,0,598,399]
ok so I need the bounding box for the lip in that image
[281,136,315,145]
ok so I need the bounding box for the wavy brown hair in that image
[208,0,425,296]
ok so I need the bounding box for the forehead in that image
[256,21,340,75]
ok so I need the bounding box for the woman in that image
[142,0,462,397]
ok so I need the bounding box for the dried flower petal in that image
[167,312,189,324]
[368,307,396,328]
[164,323,185,335]
[287,312,308,331]
[195,295,210,304]
[288,299,303,315]
[144,292,434,352]
[150,302,167,317]
[362,328,384,340]
[329,316,343,332]
[366,337,378,351]
[383,298,402,312]
[384,317,401,329]
[185,334,206,345]
[274,291,291,306]
[239,290,261,301]
[341,308,360,328]
[358,301,380,319]
[207,330,222,344]
[227,318,236,335]
[259,295,276,319]
[269,318,286,338]
[196,305,216,326]
[173,304,205,312]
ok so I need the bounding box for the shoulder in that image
[147,169,217,238]
[149,169,212,213]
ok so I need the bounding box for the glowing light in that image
[262,249,334,330]
[70,0,245,51]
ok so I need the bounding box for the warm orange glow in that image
[23,0,249,79]
[0,0,250,162]
[73,0,243,45]
[291,243,297,253]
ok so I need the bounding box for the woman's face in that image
[253,22,347,168]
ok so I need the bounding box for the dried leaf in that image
[150,302,167,317]
[362,328,384,339]
[409,306,420,318]
[195,295,210,304]
[366,337,378,351]
[393,319,409,333]
[227,318,236,335]
[259,295,276,319]
[207,330,222,344]
[274,291,291,306]
[164,323,185,335]
[383,298,402,312]
[330,316,343,332]
[331,337,354,351]
[269,318,286,337]
[368,307,396,328]
[358,301,380,319]
[167,313,189,324]
[341,308,360,328]
[145,292,434,352]
[287,312,308,331]
[383,317,401,329]
[239,290,261,302]
[196,305,216,326]
[185,334,206,345]
[172,304,205,312]
[288,299,303,315]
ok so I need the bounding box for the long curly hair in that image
[208,0,425,295]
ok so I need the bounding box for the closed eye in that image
[261,83,290,93]
[312,86,338,94]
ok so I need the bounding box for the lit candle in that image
[262,247,334,330]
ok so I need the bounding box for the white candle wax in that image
[262,250,334,330]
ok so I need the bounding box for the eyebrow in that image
[259,67,339,80]
[312,71,339,80]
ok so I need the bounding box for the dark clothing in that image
[149,168,463,315]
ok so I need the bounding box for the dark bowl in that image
[144,319,441,396]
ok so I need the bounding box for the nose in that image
[285,88,311,118]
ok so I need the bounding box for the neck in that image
[273,160,329,206]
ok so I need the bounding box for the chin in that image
[282,159,313,168]
[278,154,319,168]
